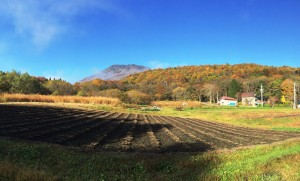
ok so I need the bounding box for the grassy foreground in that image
[0,138,299,181]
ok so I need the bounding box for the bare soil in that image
[1,104,300,153]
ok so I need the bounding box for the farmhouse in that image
[219,96,237,106]
[241,92,258,106]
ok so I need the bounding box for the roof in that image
[241,92,255,98]
[220,96,237,101]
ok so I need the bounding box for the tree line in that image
[1,63,300,105]
[0,70,75,96]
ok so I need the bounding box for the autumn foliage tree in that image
[203,83,218,103]
[280,79,294,103]
[120,90,151,105]
[0,70,49,94]
[172,87,187,101]
[44,80,76,95]
[98,89,122,98]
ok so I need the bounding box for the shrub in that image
[98,89,122,98]
[120,90,151,105]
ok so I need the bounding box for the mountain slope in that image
[81,64,150,82]
[123,63,300,85]
[119,63,300,100]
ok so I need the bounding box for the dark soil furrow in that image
[185,118,296,142]
[85,114,130,149]
[189,118,300,138]
[120,117,137,151]
[65,119,119,147]
[0,110,111,136]
[40,112,126,143]
[0,112,62,123]
[0,115,83,136]
[176,117,277,145]
[143,116,161,151]
[98,119,136,151]
[0,112,90,131]
[154,115,213,151]
[1,104,300,153]
[26,118,100,142]
[12,111,116,140]
[161,116,239,149]
[130,117,156,152]
[146,115,191,152]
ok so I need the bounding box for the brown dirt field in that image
[0,104,300,153]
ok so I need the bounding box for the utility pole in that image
[260,84,264,107]
[293,82,297,109]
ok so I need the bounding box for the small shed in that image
[219,96,237,106]
[241,93,257,106]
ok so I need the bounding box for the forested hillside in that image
[0,70,76,96]
[119,64,300,103]
[1,64,300,105]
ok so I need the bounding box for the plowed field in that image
[1,104,300,153]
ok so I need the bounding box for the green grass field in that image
[1,102,300,180]
[99,103,300,132]
[150,107,300,131]
[1,138,299,180]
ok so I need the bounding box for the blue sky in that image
[0,0,299,83]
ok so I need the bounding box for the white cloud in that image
[91,67,102,74]
[0,0,123,48]
[148,61,171,69]
[147,60,189,69]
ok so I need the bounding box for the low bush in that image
[120,90,152,105]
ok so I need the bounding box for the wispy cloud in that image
[147,60,189,69]
[0,0,123,49]
[148,61,171,69]
[91,67,102,74]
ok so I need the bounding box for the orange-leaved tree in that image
[280,79,293,103]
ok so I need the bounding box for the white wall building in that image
[219,96,237,106]
[241,92,258,106]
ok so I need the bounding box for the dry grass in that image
[152,101,203,108]
[0,93,121,106]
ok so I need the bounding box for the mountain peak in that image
[80,64,150,82]
[104,64,149,73]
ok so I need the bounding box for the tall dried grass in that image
[152,101,203,108]
[0,94,121,106]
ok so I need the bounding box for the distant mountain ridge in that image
[80,64,150,82]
